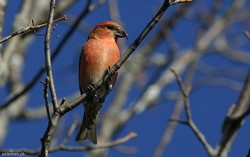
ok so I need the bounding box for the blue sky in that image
[1,0,250,157]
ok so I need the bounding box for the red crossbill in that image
[75,21,128,144]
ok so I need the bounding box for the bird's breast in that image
[79,39,120,90]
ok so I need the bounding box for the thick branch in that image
[39,0,59,156]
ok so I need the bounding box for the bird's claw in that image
[103,66,114,92]
[88,83,96,93]
[106,66,115,76]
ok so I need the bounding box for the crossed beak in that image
[115,28,128,39]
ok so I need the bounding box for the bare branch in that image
[169,0,192,5]
[44,0,59,111]
[170,68,216,156]
[40,77,52,123]
[218,67,250,156]
[0,15,66,43]
[39,0,59,156]
[152,60,197,157]
[0,132,137,156]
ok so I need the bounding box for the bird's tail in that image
[75,111,97,144]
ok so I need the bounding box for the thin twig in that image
[169,118,188,125]
[40,77,52,123]
[0,15,66,43]
[170,68,191,119]
[60,98,66,106]
[170,68,215,156]
[44,0,59,111]
[0,132,137,156]
[170,0,192,5]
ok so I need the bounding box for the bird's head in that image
[88,21,128,41]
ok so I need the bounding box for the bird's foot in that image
[88,83,96,93]
[106,66,115,76]
[105,66,114,91]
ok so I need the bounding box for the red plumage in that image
[76,21,128,144]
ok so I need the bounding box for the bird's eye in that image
[107,25,116,30]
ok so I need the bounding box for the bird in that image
[76,21,128,144]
